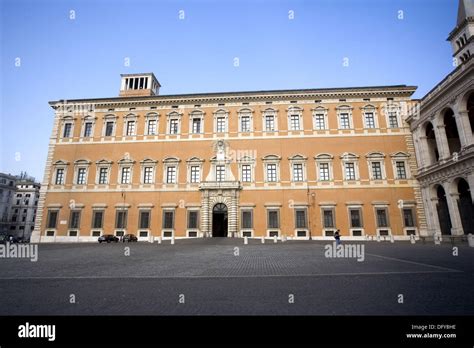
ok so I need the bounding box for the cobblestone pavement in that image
[0,239,472,315]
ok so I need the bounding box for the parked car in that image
[122,234,138,243]
[98,234,119,243]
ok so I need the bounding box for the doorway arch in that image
[212,203,228,237]
[436,185,452,235]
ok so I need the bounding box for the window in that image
[63,123,72,138]
[388,111,399,128]
[241,210,253,229]
[216,165,225,182]
[265,115,275,131]
[403,208,415,227]
[292,163,304,182]
[396,161,407,179]
[121,167,131,184]
[323,209,335,228]
[295,209,307,228]
[76,168,87,185]
[115,210,127,229]
[241,116,251,132]
[163,210,174,229]
[187,211,199,229]
[98,167,108,184]
[192,118,201,134]
[314,114,325,130]
[47,210,58,229]
[166,166,177,184]
[216,117,226,133]
[319,163,330,181]
[139,211,150,229]
[339,113,350,129]
[266,164,277,182]
[241,165,251,182]
[371,162,383,180]
[105,121,114,136]
[143,167,153,184]
[267,210,280,228]
[69,211,81,229]
[126,120,136,136]
[170,119,179,134]
[190,166,200,183]
[376,208,389,227]
[349,209,362,228]
[92,210,104,229]
[365,112,376,128]
[290,114,300,130]
[147,119,157,135]
[55,168,65,185]
[83,122,93,137]
[344,163,356,180]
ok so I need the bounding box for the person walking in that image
[334,229,341,246]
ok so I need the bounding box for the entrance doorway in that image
[212,203,228,237]
[436,185,452,235]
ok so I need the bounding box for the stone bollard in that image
[376,235,381,242]
[282,235,286,242]
[365,235,370,241]
[273,235,277,243]
[434,233,441,245]
[244,236,248,245]
[171,237,175,245]
[157,237,162,244]
[390,234,394,243]
[410,234,415,244]
[468,234,474,248]
[261,236,265,244]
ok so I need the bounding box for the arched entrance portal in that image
[457,178,474,235]
[212,203,228,237]
[436,185,452,235]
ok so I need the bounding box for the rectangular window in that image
[388,112,399,128]
[216,165,226,182]
[46,210,58,229]
[170,119,179,134]
[76,168,86,185]
[163,210,174,229]
[126,120,135,136]
[403,208,415,227]
[63,123,72,138]
[323,209,335,228]
[265,115,275,131]
[267,210,280,229]
[187,211,198,229]
[147,119,157,135]
[139,211,150,229]
[105,121,114,136]
[69,211,81,229]
[115,210,127,229]
[216,117,226,132]
[266,164,277,182]
[166,166,176,184]
[290,114,300,130]
[143,167,153,184]
[339,113,350,129]
[371,162,383,180]
[396,161,407,179]
[345,163,356,180]
[241,210,253,229]
[121,167,131,184]
[314,114,325,130]
[92,210,104,229]
[349,208,362,228]
[192,118,201,133]
[365,112,376,128]
[98,167,108,184]
[295,209,307,228]
[319,163,330,181]
[190,166,200,183]
[83,122,93,137]
[376,208,389,227]
[55,168,64,185]
[241,165,251,182]
[293,163,304,181]
[241,116,250,132]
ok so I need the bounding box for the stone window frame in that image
[52,160,69,186]
[237,155,255,183]
[213,109,229,134]
[186,157,204,184]
[140,158,158,185]
[60,115,75,139]
[361,104,378,129]
[95,159,113,185]
[365,152,386,180]
[372,202,391,237]
[314,153,334,182]
[186,208,200,237]
[312,106,329,130]
[238,108,254,133]
[287,106,303,131]
[123,113,138,137]
[262,107,278,132]
[80,115,96,139]
[102,114,117,137]
[189,110,205,134]
[262,155,281,183]
[390,152,411,180]
[145,112,159,136]
[167,111,182,135]
[383,102,401,129]
[288,154,308,182]
[346,203,365,236]
[293,205,309,239]
[163,157,181,185]
[68,207,83,237]
[73,159,91,186]
[336,105,354,130]
[117,156,136,185]
[265,206,281,237]
[340,152,360,181]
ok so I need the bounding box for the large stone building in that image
[31,72,426,243]
[0,173,17,235]
[407,0,474,237]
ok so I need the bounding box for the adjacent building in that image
[407,0,474,236]
[0,173,17,235]
[31,71,426,242]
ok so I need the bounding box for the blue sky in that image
[0,0,458,180]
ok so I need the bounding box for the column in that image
[434,124,451,160]
[200,192,210,237]
[421,186,440,236]
[228,191,238,237]
[468,173,474,204]
[446,191,464,236]
[414,128,427,168]
[455,110,474,148]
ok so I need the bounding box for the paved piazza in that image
[0,239,472,315]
